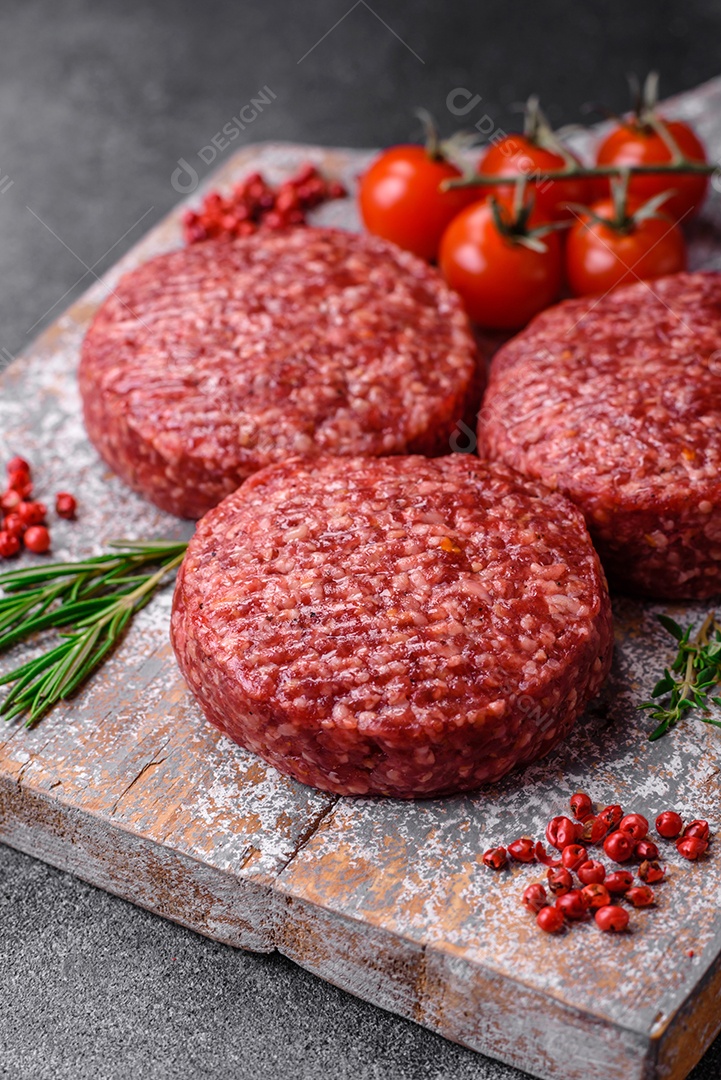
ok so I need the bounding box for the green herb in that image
[639,612,721,741]
[0,539,188,727]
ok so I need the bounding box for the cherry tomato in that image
[565,197,686,297]
[595,119,708,223]
[439,200,562,330]
[479,135,595,223]
[358,145,477,262]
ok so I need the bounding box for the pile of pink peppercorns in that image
[0,457,77,559]
[483,792,712,934]
[182,164,347,245]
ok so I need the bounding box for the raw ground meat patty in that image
[477,272,721,599]
[79,227,480,519]
[171,454,613,798]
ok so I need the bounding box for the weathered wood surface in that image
[2,78,721,1080]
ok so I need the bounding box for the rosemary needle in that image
[0,540,188,727]
[639,612,721,741]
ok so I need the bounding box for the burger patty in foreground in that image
[477,272,721,599]
[79,227,480,519]
[170,455,613,799]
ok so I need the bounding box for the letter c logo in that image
[446,88,482,117]
[171,157,200,195]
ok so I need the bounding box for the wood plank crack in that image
[274,796,340,877]
[109,738,171,815]
[13,729,62,787]
[237,844,261,871]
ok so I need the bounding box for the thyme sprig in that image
[639,613,721,741]
[0,539,188,727]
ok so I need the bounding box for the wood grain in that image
[2,79,721,1080]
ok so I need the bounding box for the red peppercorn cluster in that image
[481,791,713,936]
[0,457,77,559]
[182,164,348,245]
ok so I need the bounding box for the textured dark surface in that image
[0,845,530,1080]
[1,2,721,1078]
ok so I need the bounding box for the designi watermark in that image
[171,87,277,194]
[447,87,559,195]
[446,86,509,146]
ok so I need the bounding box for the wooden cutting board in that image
[2,79,721,1080]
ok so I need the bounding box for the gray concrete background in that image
[0,1,720,1076]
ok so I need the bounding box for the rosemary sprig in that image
[0,540,188,727]
[639,612,721,741]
